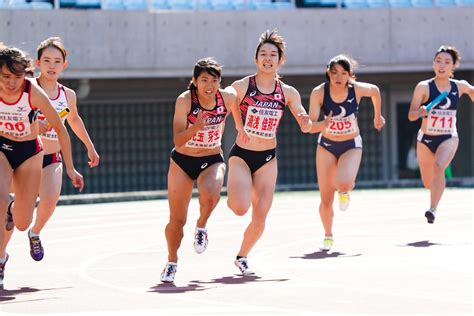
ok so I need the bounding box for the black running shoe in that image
[5,199,14,231]
[0,253,9,288]
[29,232,44,261]
[425,209,436,224]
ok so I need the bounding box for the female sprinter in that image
[408,46,474,224]
[160,58,236,282]
[227,30,312,275]
[308,54,385,251]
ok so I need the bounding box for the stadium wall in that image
[1,7,472,194]
[1,7,473,78]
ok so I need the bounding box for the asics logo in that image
[265,155,272,162]
[1,144,13,151]
[347,98,354,103]
[250,90,257,97]
[193,108,200,115]
[201,162,208,169]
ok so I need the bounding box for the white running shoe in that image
[234,257,255,276]
[320,236,333,252]
[160,262,177,283]
[339,192,350,212]
[193,227,208,254]
[425,208,436,224]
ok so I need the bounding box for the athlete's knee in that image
[433,161,448,175]
[336,181,354,193]
[14,217,33,231]
[227,199,249,216]
[0,198,9,215]
[199,188,221,206]
[252,212,268,227]
[422,181,431,190]
[37,196,58,210]
[319,201,334,213]
[169,216,187,228]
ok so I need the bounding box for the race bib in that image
[244,105,283,139]
[37,114,56,140]
[426,110,456,135]
[325,114,357,136]
[186,124,223,149]
[0,113,32,138]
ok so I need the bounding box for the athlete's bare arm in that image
[283,84,312,133]
[458,80,474,100]
[173,92,206,147]
[355,82,385,131]
[221,87,237,119]
[65,87,100,168]
[229,77,251,143]
[30,84,84,191]
[308,84,330,134]
[408,81,430,121]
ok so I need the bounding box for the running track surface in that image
[0,188,472,315]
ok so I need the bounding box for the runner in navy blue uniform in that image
[227,30,312,275]
[160,58,236,282]
[408,46,474,224]
[309,54,385,251]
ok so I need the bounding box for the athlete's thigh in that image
[167,159,194,220]
[417,142,435,182]
[196,161,226,195]
[335,148,362,184]
[435,137,459,169]
[227,156,253,208]
[38,163,63,201]
[11,152,43,220]
[316,146,337,200]
[251,158,278,214]
[0,154,13,208]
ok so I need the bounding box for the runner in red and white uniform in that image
[227,30,312,275]
[23,37,99,262]
[160,58,236,283]
[0,46,83,287]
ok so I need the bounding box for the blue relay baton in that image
[425,91,449,112]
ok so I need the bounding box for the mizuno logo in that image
[265,155,272,161]
[323,142,332,147]
[1,144,13,151]
[451,92,457,96]
[17,106,26,111]
[201,162,208,169]
[251,108,258,114]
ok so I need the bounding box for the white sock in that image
[29,229,40,238]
